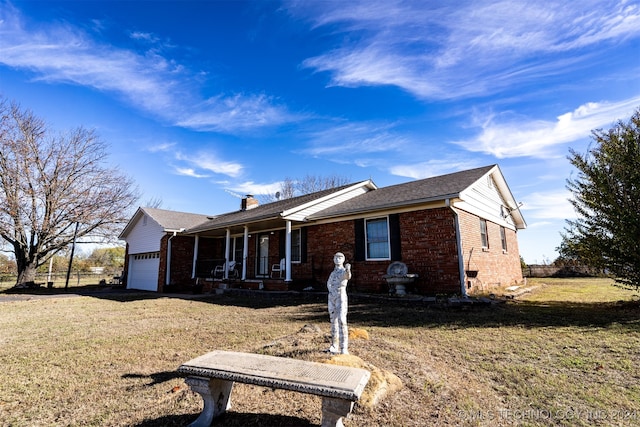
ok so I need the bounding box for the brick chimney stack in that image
[241,195,259,210]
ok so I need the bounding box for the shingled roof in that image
[118,207,212,239]
[309,165,497,220]
[143,207,212,230]
[186,183,357,234]
[121,164,522,240]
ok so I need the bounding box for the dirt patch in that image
[256,324,403,409]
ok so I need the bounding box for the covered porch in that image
[188,217,309,291]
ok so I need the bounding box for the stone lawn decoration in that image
[327,252,351,355]
[383,261,418,296]
[178,350,371,427]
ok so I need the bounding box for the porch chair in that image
[213,262,225,279]
[228,261,240,279]
[271,258,285,279]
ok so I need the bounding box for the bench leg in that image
[321,397,355,427]
[185,376,233,427]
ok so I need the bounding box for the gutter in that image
[446,199,468,298]
[308,193,461,221]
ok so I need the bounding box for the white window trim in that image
[480,219,489,251]
[365,216,391,261]
[500,226,508,254]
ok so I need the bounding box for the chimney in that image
[241,195,259,210]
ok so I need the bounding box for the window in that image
[365,217,390,259]
[480,219,489,249]
[291,229,301,262]
[232,236,244,263]
[500,226,508,252]
[134,252,159,260]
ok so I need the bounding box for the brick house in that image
[119,164,526,295]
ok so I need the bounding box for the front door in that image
[257,234,269,276]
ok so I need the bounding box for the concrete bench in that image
[178,350,371,427]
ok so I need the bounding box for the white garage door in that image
[128,252,160,291]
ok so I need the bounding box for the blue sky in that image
[1,0,639,263]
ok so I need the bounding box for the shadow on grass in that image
[340,299,640,330]
[195,294,640,330]
[0,285,165,302]
[0,285,328,306]
[246,297,640,330]
[136,412,314,427]
[123,371,183,386]
[4,285,639,330]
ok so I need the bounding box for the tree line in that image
[0,246,125,276]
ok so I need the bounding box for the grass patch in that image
[1,278,639,426]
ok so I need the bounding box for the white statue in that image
[327,252,351,354]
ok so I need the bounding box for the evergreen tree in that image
[559,109,640,289]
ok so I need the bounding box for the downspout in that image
[166,228,185,287]
[446,199,468,297]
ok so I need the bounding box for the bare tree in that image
[143,196,164,209]
[0,98,139,286]
[296,174,350,195]
[260,174,351,203]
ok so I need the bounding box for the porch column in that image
[285,220,292,282]
[191,234,199,279]
[224,229,231,279]
[166,232,176,286]
[242,226,249,280]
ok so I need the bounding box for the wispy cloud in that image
[146,142,176,153]
[227,180,283,196]
[129,31,160,44]
[291,0,640,100]
[452,97,640,158]
[173,167,210,179]
[520,190,576,221]
[389,159,482,180]
[176,94,302,133]
[175,152,244,178]
[301,121,408,157]
[0,3,297,133]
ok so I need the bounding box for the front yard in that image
[0,278,638,426]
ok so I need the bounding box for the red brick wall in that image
[122,243,130,287]
[158,235,168,292]
[160,207,523,295]
[398,209,462,294]
[305,220,358,289]
[301,207,523,295]
[303,208,463,294]
[159,235,198,292]
[457,209,523,293]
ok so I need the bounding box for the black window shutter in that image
[389,213,402,260]
[354,219,365,261]
[278,230,286,259]
[301,227,308,263]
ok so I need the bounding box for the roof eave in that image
[184,212,284,234]
[118,207,145,239]
[310,193,461,221]
[280,180,376,218]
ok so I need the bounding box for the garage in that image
[127,252,160,291]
